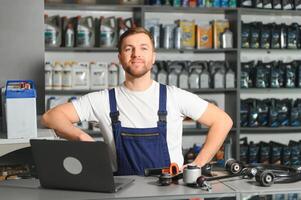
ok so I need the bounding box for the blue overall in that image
[108,84,171,175]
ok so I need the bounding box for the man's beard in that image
[123,64,150,78]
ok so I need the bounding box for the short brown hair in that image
[118,27,155,52]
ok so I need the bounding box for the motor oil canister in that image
[76,16,95,48]
[44,14,62,47]
[99,16,118,48]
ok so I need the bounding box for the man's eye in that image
[142,47,148,50]
[125,48,132,52]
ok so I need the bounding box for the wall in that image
[0,0,44,115]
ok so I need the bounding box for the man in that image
[42,27,233,176]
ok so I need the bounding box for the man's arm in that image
[41,102,94,141]
[192,103,233,167]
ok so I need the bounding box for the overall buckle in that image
[158,111,167,122]
[110,111,120,123]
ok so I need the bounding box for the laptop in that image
[30,139,134,193]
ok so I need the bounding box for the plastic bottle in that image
[45,62,53,90]
[62,61,72,90]
[52,61,63,90]
[151,63,159,81]
[157,66,168,85]
[65,23,74,47]
[168,68,178,86]
[74,62,90,90]
[213,68,225,88]
[189,68,200,89]
[200,65,210,88]
[108,63,119,87]
[179,64,189,89]
[225,67,235,88]
[90,62,108,89]
[118,64,125,85]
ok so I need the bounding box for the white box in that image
[4,80,37,139]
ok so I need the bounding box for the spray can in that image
[174,26,182,49]
[150,26,160,49]
[163,25,172,49]
[222,29,233,48]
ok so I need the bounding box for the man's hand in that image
[78,132,95,142]
[181,162,203,172]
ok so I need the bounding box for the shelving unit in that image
[44,2,301,160]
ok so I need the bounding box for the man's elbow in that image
[41,111,51,128]
[224,113,233,130]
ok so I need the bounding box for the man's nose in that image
[131,48,141,58]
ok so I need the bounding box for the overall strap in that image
[158,84,167,123]
[108,88,120,124]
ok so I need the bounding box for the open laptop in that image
[30,139,134,193]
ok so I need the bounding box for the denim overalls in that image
[108,84,171,175]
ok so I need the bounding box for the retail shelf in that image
[240,88,301,93]
[45,3,136,11]
[45,47,237,53]
[45,47,118,52]
[46,88,237,95]
[183,127,237,135]
[143,5,237,14]
[240,127,301,133]
[239,7,301,16]
[45,89,100,95]
[193,48,238,53]
[241,48,301,53]
[188,88,237,93]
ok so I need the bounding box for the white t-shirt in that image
[72,81,208,171]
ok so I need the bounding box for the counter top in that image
[0,176,236,200]
[0,128,56,144]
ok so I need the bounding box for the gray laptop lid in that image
[30,139,133,193]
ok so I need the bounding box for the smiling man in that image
[41,27,233,176]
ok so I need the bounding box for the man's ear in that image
[118,53,121,63]
[152,52,156,64]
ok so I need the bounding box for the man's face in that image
[118,33,156,78]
